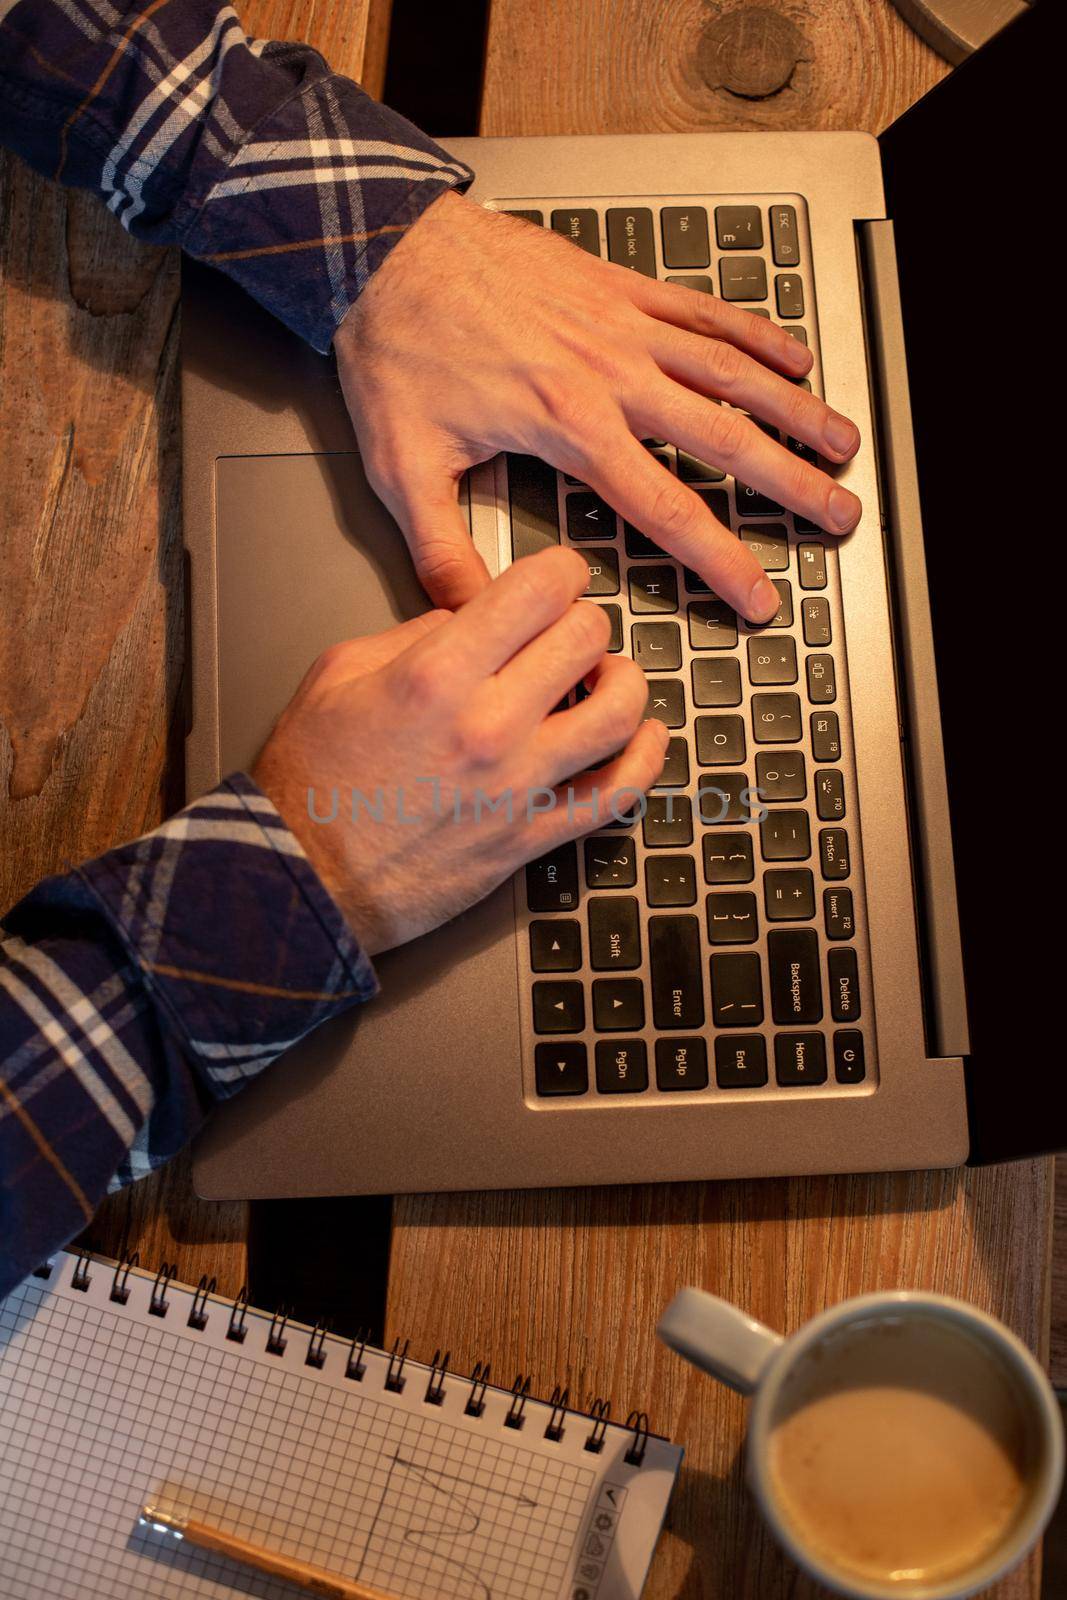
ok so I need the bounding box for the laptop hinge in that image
[856,218,970,1063]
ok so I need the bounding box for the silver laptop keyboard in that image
[492,194,875,1104]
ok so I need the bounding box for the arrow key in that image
[529,919,581,972]
[533,981,586,1034]
[592,978,646,1031]
[535,1041,588,1096]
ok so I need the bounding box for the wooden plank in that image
[480,0,949,138]
[1051,1156,1067,1387]
[389,6,1050,1598]
[0,0,381,1296]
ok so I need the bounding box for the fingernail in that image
[824,412,858,456]
[748,576,779,622]
[829,486,861,531]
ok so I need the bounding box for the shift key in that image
[650,915,705,1028]
[769,929,823,1024]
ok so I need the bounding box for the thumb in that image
[394,472,491,610]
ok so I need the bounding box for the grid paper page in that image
[0,1256,681,1600]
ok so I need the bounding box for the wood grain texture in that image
[1051,1156,1067,1388]
[480,0,950,138]
[387,6,1050,1599]
[0,0,378,1295]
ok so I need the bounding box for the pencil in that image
[140,1503,401,1600]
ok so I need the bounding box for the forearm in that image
[0,0,472,350]
[0,775,376,1299]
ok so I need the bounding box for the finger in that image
[495,598,613,721]
[532,718,671,848]
[532,653,650,787]
[306,611,451,691]
[631,379,862,538]
[648,324,859,463]
[575,430,779,622]
[377,461,490,609]
[441,544,592,677]
[626,273,812,379]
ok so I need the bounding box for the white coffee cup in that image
[657,1287,1064,1600]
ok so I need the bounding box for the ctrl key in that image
[655,1038,709,1091]
[526,842,579,912]
[834,1030,866,1083]
[535,1041,588,1096]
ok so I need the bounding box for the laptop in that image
[185,2,1061,1201]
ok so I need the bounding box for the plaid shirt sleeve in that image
[0,775,377,1300]
[0,0,474,351]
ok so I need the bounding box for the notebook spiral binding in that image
[48,1251,652,1466]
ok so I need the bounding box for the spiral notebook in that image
[0,1251,682,1600]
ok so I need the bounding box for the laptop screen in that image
[879,1,1059,1160]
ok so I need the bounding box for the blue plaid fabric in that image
[0,0,473,351]
[1,777,378,1300]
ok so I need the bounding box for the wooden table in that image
[0,3,1053,1597]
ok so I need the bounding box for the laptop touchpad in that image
[214,453,428,773]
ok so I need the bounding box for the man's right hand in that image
[253,547,668,956]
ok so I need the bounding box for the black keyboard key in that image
[567,490,616,541]
[828,947,860,1021]
[787,435,818,469]
[739,523,788,570]
[535,1041,587,1095]
[526,843,579,912]
[593,978,645,1031]
[755,750,806,802]
[816,767,846,821]
[696,714,746,766]
[629,565,678,614]
[632,621,682,671]
[655,1037,709,1091]
[551,208,600,254]
[585,834,637,887]
[606,207,657,276]
[798,542,827,589]
[707,891,758,944]
[715,206,763,250]
[747,635,798,685]
[764,868,815,921]
[819,827,850,880]
[786,326,808,346]
[760,809,811,861]
[508,455,559,561]
[715,1034,768,1088]
[768,929,823,1024]
[688,600,738,650]
[752,692,802,743]
[649,914,705,1029]
[823,886,855,940]
[645,853,698,907]
[719,256,768,301]
[529,919,581,971]
[769,204,800,267]
[599,604,623,652]
[581,547,620,595]
[624,522,668,559]
[646,679,686,727]
[667,274,714,292]
[504,209,543,224]
[533,981,585,1034]
[694,486,731,523]
[657,737,690,788]
[643,793,693,848]
[692,657,742,707]
[765,578,793,628]
[811,710,842,762]
[677,451,726,484]
[703,831,754,884]
[775,273,805,318]
[806,653,836,703]
[595,1040,648,1094]
[802,597,831,646]
[736,484,784,517]
[834,1030,866,1083]
[588,896,641,970]
[699,774,752,825]
[662,206,710,269]
[710,952,764,1027]
[775,1032,827,1085]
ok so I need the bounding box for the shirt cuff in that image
[75,773,378,1101]
[181,55,473,353]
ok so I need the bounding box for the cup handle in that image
[657,1287,784,1394]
